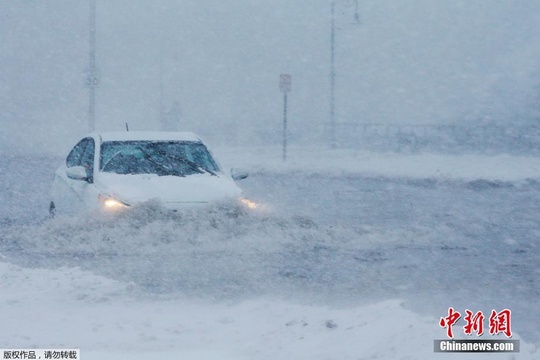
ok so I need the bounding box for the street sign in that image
[84,67,100,88]
[279,74,292,93]
[85,76,99,88]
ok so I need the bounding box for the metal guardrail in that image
[335,123,540,154]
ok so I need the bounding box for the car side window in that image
[66,139,89,168]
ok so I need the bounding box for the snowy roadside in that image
[215,146,540,182]
[1,261,538,360]
[2,149,539,359]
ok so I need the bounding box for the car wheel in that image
[49,201,56,218]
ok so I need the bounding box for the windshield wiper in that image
[160,152,218,177]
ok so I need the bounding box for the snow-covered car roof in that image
[96,131,202,143]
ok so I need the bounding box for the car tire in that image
[49,201,56,218]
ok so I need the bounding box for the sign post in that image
[279,74,291,162]
[87,0,97,133]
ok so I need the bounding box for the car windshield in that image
[100,140,220,176]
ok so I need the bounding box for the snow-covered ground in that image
[1,147,539,359]
[0,260,537,360]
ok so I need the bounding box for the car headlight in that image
[239,197,260,210]
[98,194,129,211]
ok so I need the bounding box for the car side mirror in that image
[66,166,89,182]
[231,168,249,181]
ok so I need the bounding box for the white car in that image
[50,131,253,216]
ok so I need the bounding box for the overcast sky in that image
[1,0,540,154]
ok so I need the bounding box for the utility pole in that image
[329,0,360,149]
[330,0,336,149]
[159,57,165,130]
[87,0,97,132]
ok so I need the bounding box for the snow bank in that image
[1,261,537,360]
[216,146,540,182]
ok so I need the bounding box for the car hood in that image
[96,172,242,207]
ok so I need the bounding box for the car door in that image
[52,137,96,214]
[74,137,101,211]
